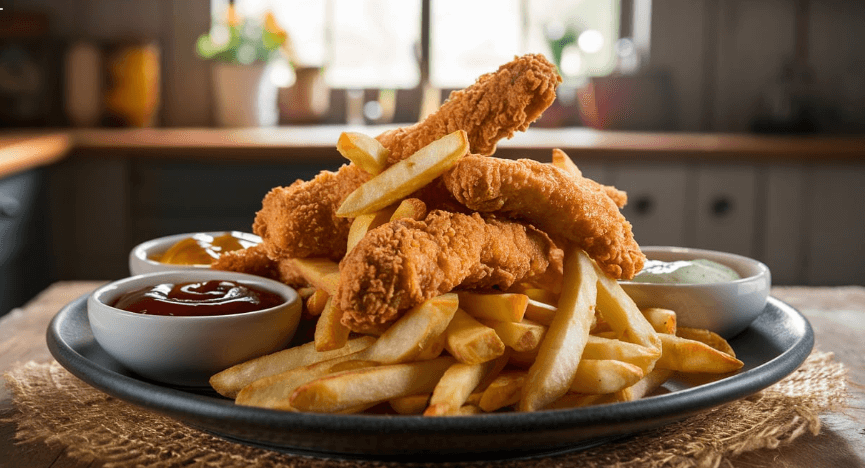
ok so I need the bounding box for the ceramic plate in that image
[47,295,813,462]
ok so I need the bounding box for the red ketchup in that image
[112,280,284,317]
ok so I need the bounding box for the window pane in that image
[326,0,421,89]
[524,0,620,81]
[430,0,523,89]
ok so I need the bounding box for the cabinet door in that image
[804,165,865,285]
[693,164,758,257]
[764,164,807,285]
[610,163,690,247]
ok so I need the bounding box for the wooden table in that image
[1,282,864,467]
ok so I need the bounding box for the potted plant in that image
[196,7,292,127]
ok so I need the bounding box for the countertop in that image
[1,282,863,467]
[2,127,865,179]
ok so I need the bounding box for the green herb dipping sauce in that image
[631,259,741,284]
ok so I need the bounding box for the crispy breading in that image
[442,155,644,279]
[211,243,280,280]
[252,164,370,261]
[336,210,562,332]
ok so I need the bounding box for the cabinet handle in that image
[634,195,654,216]
[710,196,734,217]
[0,194,21,218]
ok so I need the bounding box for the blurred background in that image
[0,0,863,315]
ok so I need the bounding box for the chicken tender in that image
[442,155,644,279]
[337,210,562,332]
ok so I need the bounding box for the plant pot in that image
[211,62,278,127]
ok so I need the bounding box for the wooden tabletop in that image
[1,282,864,467]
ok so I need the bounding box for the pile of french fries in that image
[209,131,744,415]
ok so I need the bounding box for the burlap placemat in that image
[3,352,848,468]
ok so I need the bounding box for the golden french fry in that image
[289,357,456,413]
[337,131,390,175]
[616,368,674,402]
[656,333,744,373]
[456,405,483,415]
[390,198,427,221]
[642,307,677,334]
[521,288,560,306]
[314,297,351,351]
[389,393,431,415]
[524,299,556,326]
[336,130,469,217]
[210,336,375,398]
[347,204,399,253]
[424,358,502,416]
[236,294,458,409]
[479,370,526,412]
[297,287,316,300]
[520,248,598,412]
[551,148,582,177]
[582,335,660,371]
[569,359,644,394]
[458,292,528,323]
[289,258,340,296]
[594,262,662,369]
[415,331,447,360]
[305,289,330,316]
[480,318,546,352]
[444,308,506,364]
[676,327,736,357]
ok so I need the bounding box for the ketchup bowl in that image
[87,270,300,387]
[619,246,771,339]
[129,231,261,276]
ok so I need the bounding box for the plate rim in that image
[46,294,814,455]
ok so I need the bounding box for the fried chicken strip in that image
[211,243,309,288]
[442,155,644,279]
[253,164,370,261]
[253,54,561,260]
[337,210,562,332]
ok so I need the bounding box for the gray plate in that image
[47,295,813,462]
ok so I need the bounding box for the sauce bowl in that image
[88,270,300,387]
[619,246,771,338]
[128,231,260,276]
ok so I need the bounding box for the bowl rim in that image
[130,231,261,270]
[89,269,298,322]
[619,246,770,288]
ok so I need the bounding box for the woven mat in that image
[2,352,848,468]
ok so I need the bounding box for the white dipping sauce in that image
[631,259,741,284]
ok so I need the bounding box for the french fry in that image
[289,357,456,413]
[415,331,447,360]
[524,299,557,326]
[444,308,506,364]
[336,131,390,175]
[389,393,431,415]
[642,307,677,334]
[424,358,502,416]
[594,262,662,369]
[235,294,458,409]
[314,297,351,351]
[456,405,483,415]
[479,370,526,412]
[457,292,528,323]
[521,288,559,306]
[305,289,330,316]
[656,333,744,373]
[520,248,597,412]
[569,359,644,394]
[289,258,340,296]
[582,335,660,371]
[480,318,546,352]
[336,130,469,217]
[390,198,427,221]
[676,327,735,357]
[210,336,375,398]
[347,204,399,253]
[616,369,674,402]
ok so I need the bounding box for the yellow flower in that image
[225,5,241,27]
[264,11,286,35]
